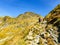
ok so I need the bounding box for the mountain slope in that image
[44,4,60,44]
[0,5,60,45]
[0,12,44,45]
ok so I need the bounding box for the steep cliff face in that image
[45,4,60,44]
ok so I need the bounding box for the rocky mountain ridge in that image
[0,4,60,45]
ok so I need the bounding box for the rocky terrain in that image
[0,4,60,45]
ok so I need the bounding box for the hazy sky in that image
[0,0,60,17]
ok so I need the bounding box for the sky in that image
[0,0,60,17]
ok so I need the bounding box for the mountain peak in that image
[17,12,42,19]
[24,12,34,15]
